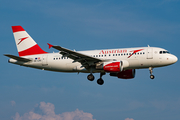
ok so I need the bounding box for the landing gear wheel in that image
[149,67,155,80]
[150,75,155,79]
[97,78,104,85]
[87,74,95,81]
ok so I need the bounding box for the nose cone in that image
[159,54,178,66]
[172,55,178,63]
[165,55,178,65]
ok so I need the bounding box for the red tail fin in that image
[12,26,47,56]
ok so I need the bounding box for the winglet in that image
[47,43,53,49]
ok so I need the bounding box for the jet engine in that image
[96,60,129,73]
[103,61,123,72]
[96,61,123,72]
[110,69,135,79]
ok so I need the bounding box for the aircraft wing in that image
[4,54,31,62]
[48,43,102,67]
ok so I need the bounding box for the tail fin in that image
[12,26,47,56]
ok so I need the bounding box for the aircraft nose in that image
[172,55,178,63]
[165,55,178,65]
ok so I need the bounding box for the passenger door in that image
[147,48,153,59]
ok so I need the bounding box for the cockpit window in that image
[159,51,170,54]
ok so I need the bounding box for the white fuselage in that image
[6,25,178,85]
[9,47,178,73]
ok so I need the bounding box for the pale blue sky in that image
[0,0,180,120]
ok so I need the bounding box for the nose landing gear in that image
[149,67,155,79]
[150,75,155,79]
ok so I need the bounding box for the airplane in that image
[4,26,178,85]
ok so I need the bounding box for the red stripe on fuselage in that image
[128,49,144,58]
[18,44,47,56]
[12,26,25,33]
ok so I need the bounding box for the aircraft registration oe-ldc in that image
[4,26,178,85]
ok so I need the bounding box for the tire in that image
[150,75,155,79]
[97,78,104,85]
[87,74,95,81]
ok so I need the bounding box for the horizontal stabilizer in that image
[4,54,31,62]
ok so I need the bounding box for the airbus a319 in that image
[4,26,178,85]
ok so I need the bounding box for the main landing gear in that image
[149,67,155,79]
[87,74,95,81]
[97,72,105,85]
[87,72,106,85]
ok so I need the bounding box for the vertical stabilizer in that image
[12,26,47,56]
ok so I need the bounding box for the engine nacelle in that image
[110,69,135,79]
[96,60,129,72]
[103,61,123,72]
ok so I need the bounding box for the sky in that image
[0,0,180,120]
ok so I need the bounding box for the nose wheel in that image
[150,75,155,79]
[149,67,155,79]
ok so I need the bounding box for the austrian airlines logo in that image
[128,49,144,58]
[17,37,28,45]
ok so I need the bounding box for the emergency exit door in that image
[42,55,48,66]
